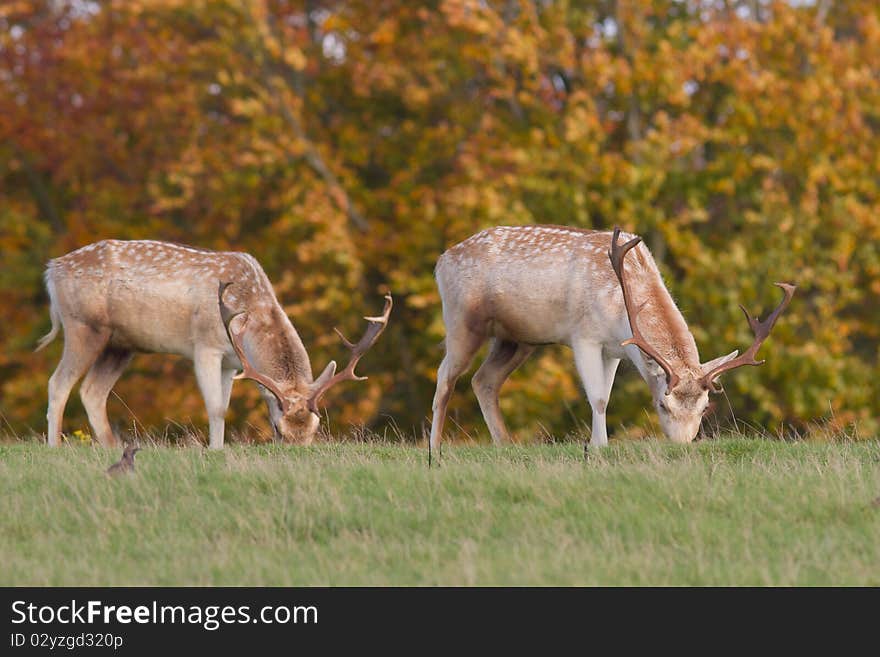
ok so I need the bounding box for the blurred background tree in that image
[1,0,878,442]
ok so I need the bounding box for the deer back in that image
[46,240,314,384]
[436,225,701,372]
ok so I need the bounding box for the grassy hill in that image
[2,437,878,586]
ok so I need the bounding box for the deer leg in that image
[220,367,236,410]
[572,341,611,447]
[80,348,133,447]
[219,366,237,437]
[602,357,621,406]
[46,322,110,447]
[194,348,227,449]
[429,328,484,456]
[472,340,535,444]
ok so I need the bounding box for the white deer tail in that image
[35,268,60,352]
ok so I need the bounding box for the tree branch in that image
[9,141,64,234]
[248,5,369,233]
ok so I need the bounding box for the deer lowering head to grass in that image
[430,225,794,451]
[37,240,392,449]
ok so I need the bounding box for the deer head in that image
[609,227,795,443]
[219,282,392,444]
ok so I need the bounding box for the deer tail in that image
[35,267,61,352]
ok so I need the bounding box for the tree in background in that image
[1,0,878,442]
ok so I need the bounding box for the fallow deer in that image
[430,225,794,450]
[36,239,392,449]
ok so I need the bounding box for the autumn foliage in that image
[1,1,878,442]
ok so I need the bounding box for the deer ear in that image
[701,350,739,376]
[313,361,337,388]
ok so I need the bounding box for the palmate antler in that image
[220,283,393,416]
[218,282,292,412]
[307,294,393,413]
[699,283,796,391]
[608,227,681,393]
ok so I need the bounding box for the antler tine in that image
[333,328,357,351]
[307,294,393,414]
[218,282,246,365]
[218,282,290,410]
[218,281,242,328]
[700,282,796,390]
[608,227,681,392]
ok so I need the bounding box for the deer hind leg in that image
[573,341,617,448]
[79,348,132,448]
[472,339,535,445]
[194,348,228,449]
[46,322,111,447]
[429,326,484,455]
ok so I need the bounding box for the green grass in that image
[1,437,879,585]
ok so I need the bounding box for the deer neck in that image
[240,305,314,391]
[628,274,702,378]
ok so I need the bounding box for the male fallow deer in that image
[430,225,794,450]
[37,239,392,449]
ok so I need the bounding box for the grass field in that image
[1,436,879,586]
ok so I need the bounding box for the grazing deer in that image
[430,225,794,450]
[36,239,392,449]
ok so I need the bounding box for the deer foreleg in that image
[194,349,228,449]
[573,342,615,448]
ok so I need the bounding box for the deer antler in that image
[699,282,796,391]
[608,227,681,393]
[218,282,291,412]
[307,294,393,414]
